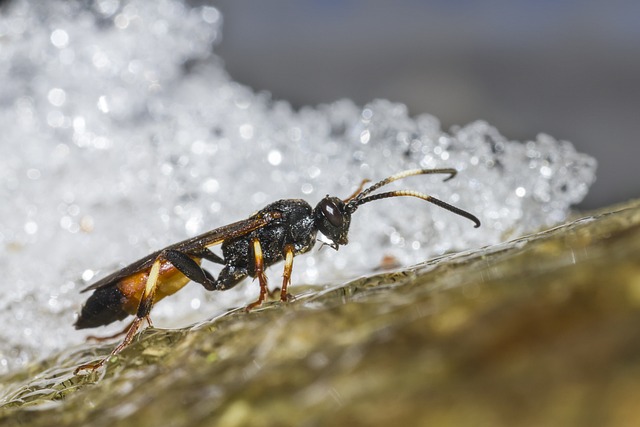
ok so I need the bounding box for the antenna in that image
[344,168,480,228]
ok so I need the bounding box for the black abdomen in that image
[75,285,129,329]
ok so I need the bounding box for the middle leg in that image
[246,237,269,311]
[280,244,295,302]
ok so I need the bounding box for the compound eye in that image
[321,199,344,228]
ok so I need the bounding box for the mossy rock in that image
[2,200,640,427]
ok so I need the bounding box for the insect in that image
[74,168,480,373]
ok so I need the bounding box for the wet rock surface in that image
[1,199,639,427]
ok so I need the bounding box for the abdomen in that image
[75,259,197,329]
[74,285,130,329]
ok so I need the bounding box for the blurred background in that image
[210,0,639,210]
[2,0,636,209]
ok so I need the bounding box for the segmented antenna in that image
[344,168,480,228]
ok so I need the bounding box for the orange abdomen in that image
[75,258,201,329]
[118,258,201,315]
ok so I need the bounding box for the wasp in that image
[74,168,480,373]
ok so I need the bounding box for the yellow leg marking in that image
[143,259,162,301]
[280,244,294,302]
[246,238,268,311]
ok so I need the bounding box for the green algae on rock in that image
[1,199,640,427]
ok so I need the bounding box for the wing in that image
[170,214,272,253]
[79,215,272,293]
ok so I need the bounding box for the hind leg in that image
[86,319,136,342]
[214,263,247,291]
[75,257,164,374]
[163,249,219,290]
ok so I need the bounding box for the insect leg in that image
[75,258,162,374]
[246,238,269,311]
[164,249,218,290]
[280,244,295,302]
[192,247,225,265]
[86,318,136,342]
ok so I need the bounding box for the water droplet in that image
[268,150,282,166]
[50,29,69,48]
[47,88,66,107]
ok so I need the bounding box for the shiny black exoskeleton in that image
[214,197,333,289]
[74,168,480,373]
